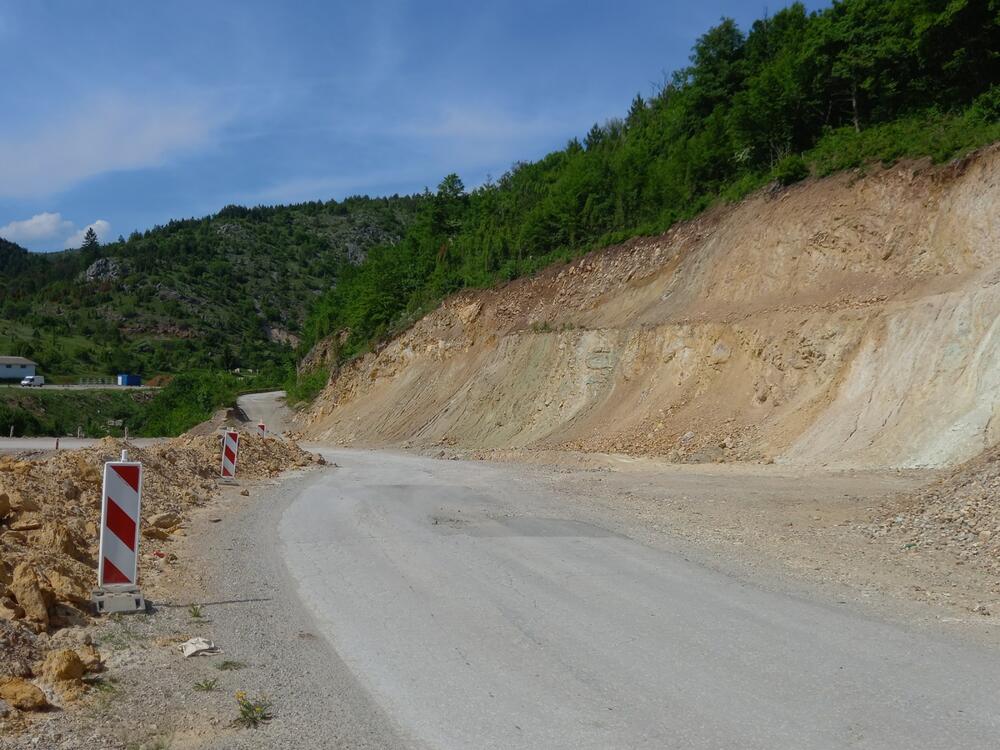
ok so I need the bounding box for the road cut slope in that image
[302,147,1000,469]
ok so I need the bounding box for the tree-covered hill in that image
[2,0,997,397]
[293,0,999,400]
[0,196,423,379]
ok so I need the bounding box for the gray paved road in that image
[0,384,156,391]
[236,390,294,433]
[0,437,163,454]
[281,448,1000,750]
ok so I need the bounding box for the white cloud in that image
[0,212,73,244]
[64,219,111,248]
[0,92,227,198]
[0,212,110,250]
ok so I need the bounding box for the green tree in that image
[81,227,99,251]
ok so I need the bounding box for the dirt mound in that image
[0,433,320,693]
[301,146,1000,470]
[870,444,1000,578]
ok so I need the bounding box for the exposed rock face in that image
[302,146,1000,471]
[80,257,123,283]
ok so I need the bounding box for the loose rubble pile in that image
[0,433,321,721]
[869,444,1000,576]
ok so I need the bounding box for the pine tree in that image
[81,227,99,251]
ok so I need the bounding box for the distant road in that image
[236,390,294,433]
[0,437,164,454]
[0,384,158,392]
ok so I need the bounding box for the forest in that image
[0,196,422,378]
[294,0,999,399]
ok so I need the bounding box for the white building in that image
[0,356,37,381]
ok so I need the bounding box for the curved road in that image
[236,390,294,433]
[278,449,1000,750]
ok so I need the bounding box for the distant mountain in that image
[0,195,423,377]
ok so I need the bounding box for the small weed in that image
[232,691,273,729]
[85,676,122,715]
[193,678,218,692]
[188,604,203,619]
[99,619,145,651]
[530,321,554,333]
[86,675,120,694]
[216,660,247,671]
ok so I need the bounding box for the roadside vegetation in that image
[0,370,283,437]
[0,387,152,438]
[293,0,999,393]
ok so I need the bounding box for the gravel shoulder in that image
[164,468,406,750]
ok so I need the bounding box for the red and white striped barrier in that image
[97,462,143,587]
[257,422,266,437]
[221,430,240,478]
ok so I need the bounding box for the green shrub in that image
[773,155,809,186]
[285,367,330,406]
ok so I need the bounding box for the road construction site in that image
[0,389,997,749]
[2,147,999,749]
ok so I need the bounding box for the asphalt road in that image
[0,437,163,454]
[236,390,294,433]
[0,384,156,391]
[280,448,1000,750]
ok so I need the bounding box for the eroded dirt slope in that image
[302,147,1000,469]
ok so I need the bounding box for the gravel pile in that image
[0,432,321,726]
[869,444,1000,574]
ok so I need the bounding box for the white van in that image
[19,375,44,387]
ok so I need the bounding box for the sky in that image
[0,0,828,252]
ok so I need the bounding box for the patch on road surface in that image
[430,513,620,538]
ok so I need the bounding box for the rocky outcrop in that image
[80,257,123,283]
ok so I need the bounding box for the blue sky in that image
[0,0,828,252]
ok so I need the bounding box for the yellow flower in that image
[235,691,247,702]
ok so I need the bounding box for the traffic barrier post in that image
[92,458,146,614]
[220,430,240,483]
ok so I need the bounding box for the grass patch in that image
[215,660,247,672]
[193,677,219,692]
[188,603,204,619]
[83,676,121,714]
